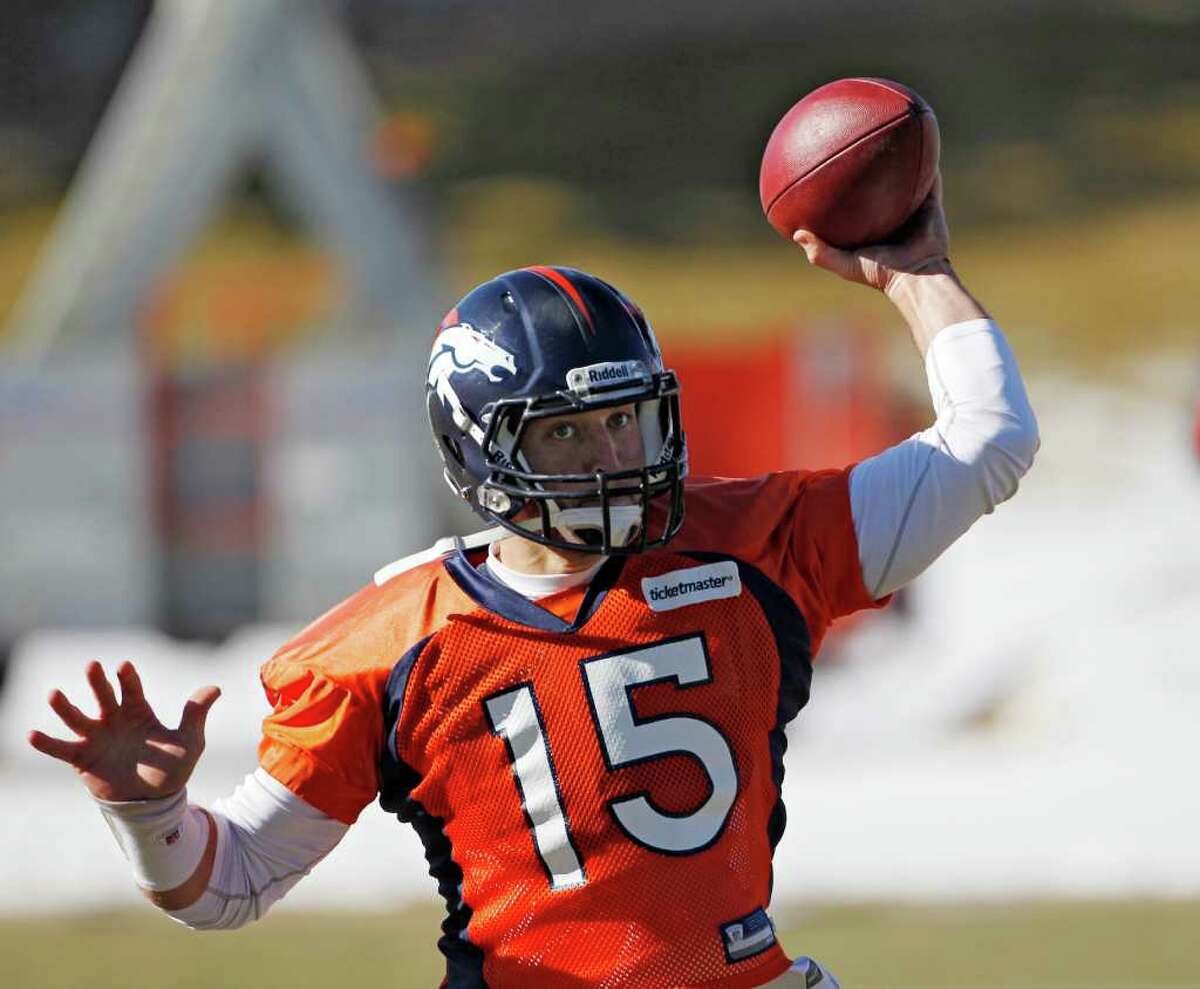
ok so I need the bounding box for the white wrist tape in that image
[95,789,210,892]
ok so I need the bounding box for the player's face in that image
[520,403,645,502]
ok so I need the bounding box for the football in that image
[759,77,940,248]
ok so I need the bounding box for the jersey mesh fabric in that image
[392,550,804,988]
[257,471,884,986]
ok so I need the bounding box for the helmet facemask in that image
[475,363,686,555]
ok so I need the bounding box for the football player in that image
[30,175,1038,988]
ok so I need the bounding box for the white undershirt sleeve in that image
[849,319,1039,599]
[167,768,349,931]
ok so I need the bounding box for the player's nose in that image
[580,424,626,474]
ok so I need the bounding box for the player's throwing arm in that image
[762,78,1039,596]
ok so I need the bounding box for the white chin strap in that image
[520,504,643,548]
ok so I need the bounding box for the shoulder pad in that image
[373,527,505,586]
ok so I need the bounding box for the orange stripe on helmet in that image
[524,266,596,334]
[436,306,460,337]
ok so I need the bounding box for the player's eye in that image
[549,422,576,441]
[607,411,633,430]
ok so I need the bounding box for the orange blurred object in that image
[668,326,906,476]
[141,254,337,370]
[371,111,436,180]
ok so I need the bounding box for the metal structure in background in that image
[1,0,444,642]
[6,0,436,358]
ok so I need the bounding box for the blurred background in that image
[1,1,1198,986]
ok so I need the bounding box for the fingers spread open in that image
[48,689,99,737]
[27,729,85,766]
[86,661,119,717]
[116,662,147,707]
[178,686,221,744]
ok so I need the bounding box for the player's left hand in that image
[27,660,220,803]
[793,172,952,296]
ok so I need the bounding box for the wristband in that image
[95,789,210,892]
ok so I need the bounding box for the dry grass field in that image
[2,900,1198,989]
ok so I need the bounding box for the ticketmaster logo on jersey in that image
[641,561,741,612]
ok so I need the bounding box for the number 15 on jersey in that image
[483,635,739,890]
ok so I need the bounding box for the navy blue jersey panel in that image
[379,633,433,806]
[445,551,568,632]
[680,551,813,715]
[683,551,813,856]
[379,635,488,987]
[445,550,623,633]
[406,798,488,987]
[568,552,624,626]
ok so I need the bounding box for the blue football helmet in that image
[425,266,686,554]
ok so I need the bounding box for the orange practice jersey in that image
[257,470,886,988]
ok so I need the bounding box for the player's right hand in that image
[793,172,952,295]
[27,660,220,803]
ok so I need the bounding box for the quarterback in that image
[30,175,1038,988]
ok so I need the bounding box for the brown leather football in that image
[759,78,939,248]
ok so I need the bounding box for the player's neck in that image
[493,535,602,576]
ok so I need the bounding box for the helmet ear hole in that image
[442,434,466,468]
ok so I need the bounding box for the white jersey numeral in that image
[484,635,738,889]
[582,636,737,854]
[483,684,586,890]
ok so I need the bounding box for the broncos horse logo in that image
[428,323,518,433]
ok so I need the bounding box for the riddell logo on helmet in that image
[641,561,742,612]
[568,360,646,395]
[588,364,633,383]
